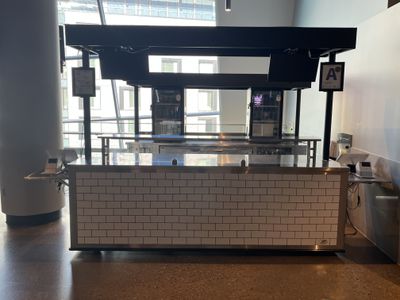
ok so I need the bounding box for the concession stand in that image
[65,25,356,251]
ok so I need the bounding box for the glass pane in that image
[251,90,282,138]
[59,0,217,151]
[139,88,152,133]
[61,57,120,149]
[199,60,216,73]
[186,116,219,134]
[102,0,215,24]
[149,56,217,74]
[153,88,183,135]
[58,0,101,25]
[161,59,181,73]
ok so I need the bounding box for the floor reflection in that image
[1,207,400,300]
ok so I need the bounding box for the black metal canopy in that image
[65,25,357,89]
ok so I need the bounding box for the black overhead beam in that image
[69,46,328,58]
[65,25,356,88]
[97,48,319,85]
[65,25,357,55]
[125,73,311,90]
[99,46,276,57]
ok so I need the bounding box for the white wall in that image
[292,0,388,153]
[295,1,400,262]
[336,8,400,262]
[336,6,400,162]
[215,0,296,133]
[217,0,295,26]
[294,0,387,27]
[338,5,400,261]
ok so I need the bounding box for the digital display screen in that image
[361,161,371,167]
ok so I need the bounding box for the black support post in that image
[134,85,139,134]
[82,50,92,163]
[323,53,336,161]
[295,89,302,137]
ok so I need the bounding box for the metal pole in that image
[279,91,284,138]
[96,0,106,24]
[82,50,92,163]
[323,52,336,161]
[134,85,139,134]
[295,89,301,137]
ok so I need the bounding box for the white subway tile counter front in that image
[68,153,348,251]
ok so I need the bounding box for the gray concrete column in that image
[0,0,64,224]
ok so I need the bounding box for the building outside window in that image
[91,122,102,139]
[63,137,70,147]
[78,122,84,140]
[161,58,182,73]
[99,0,215,20]
[124,120,135,133]
[62,88,69,110]
[61,87,69,120]
[79,87,101,110]
[58,0,217,149]
[119,86,135,110]
[202,117,217,132]
[198,89,218,111]
[199,59,216,73]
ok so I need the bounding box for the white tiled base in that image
[73,171,343,248]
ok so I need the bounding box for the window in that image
[138,87,152,133]
[106,0,125,15]
[166,0,179,17]
[89,58,101,80]
[151,1,167,17]
[119,87,135,110]
[198,90,218,111]
[90,122,102,136]
[161,58,182,73]
[199,60,216,73]
[61,68,68,80]
[198,117,217,133]
[124,120,135,133]
[59,0,216,151]
[79,87,101,110]
[61,87,69,119]
[138,0,150,15]
[78,122,84,140]
[61,88,68,110]
[63,137,70,147]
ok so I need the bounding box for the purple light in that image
[253,94,263,107]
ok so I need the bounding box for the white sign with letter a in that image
[319,62,345,92]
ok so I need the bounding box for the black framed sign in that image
[319,62,345,92]
[72,67,96,97]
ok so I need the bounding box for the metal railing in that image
[62,117,247,151]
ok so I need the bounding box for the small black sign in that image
[72,67,96,97]
[319,62,345,92]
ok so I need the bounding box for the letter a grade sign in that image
[319,62,345,92]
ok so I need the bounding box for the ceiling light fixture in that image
[225,0,231,12]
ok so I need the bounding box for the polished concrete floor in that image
[1,206,400,300]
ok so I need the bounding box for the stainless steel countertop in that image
[98,134,321,143]
[69,153,345,169]
[126,141,308,148]
[348,174,391,184]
